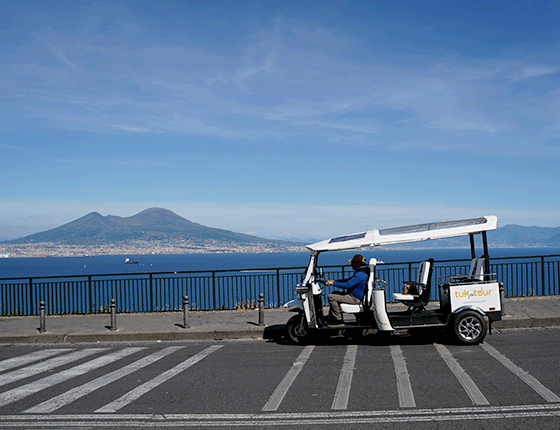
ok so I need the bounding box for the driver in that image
[324,254,369,327]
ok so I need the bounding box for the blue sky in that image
[1,1,560,241]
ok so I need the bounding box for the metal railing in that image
[1,254,559,316]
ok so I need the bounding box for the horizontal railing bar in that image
[4,253,560,282]
[1,253,560,316]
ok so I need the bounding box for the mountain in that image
[490,224,560,247]
[4,209,560,250]
[4,208,295,247]
[381,223,560,249]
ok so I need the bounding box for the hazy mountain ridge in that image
[2,208,297,247]
[379,224,560,249]
[2,209,560,249]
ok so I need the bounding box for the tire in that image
[285,314,310,345]
[452,310,487,345]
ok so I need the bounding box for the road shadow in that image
[263,324,289,341]
[265,324,474,347]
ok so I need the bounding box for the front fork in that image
[298,288,323,329]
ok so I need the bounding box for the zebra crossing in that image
[0,340,558,419]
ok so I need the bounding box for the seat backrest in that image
[470,257,485,281]
[416,260,431,294]
[418,258,434,302]
[363,258,378,308]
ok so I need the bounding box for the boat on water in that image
[124,258,139,264]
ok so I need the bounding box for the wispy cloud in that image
[387,140,452,151]
[47,44,78,71]
[106,124,149,133]
[516,65,558,81]
[50,157,168,167]
[428,117,500,133]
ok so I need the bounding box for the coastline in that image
[0,240,308,258]
[1,240,560,259]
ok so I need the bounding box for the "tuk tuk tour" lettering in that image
[454,287,493,299]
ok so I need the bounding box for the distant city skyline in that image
[2,1,560,240]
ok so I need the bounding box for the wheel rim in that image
[458,316,482,340]
[293,317,307,338]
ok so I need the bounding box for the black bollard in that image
[109,298,117,331]
[183,295,190,329]
[258,293,265,326]
[500,282,506,316]
[39,301,46,333]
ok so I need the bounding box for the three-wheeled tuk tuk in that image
[284,215,503,345]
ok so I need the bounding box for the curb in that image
[1,319,559,345]
[493,317,560,329]
[0,327,281,344]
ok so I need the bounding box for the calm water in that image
[2,248,560,279]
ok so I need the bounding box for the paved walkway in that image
[0,296,559,344]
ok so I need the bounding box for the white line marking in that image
[0,349,107,387]
[331,345,357,410]
[24,346,184,413]
[390,345,416,408]
[4,404,560,426]
[95,344,224,413]
[0,349,73,372]
[434,343,489,405]
[481,342,560,403]
[262,345,314,412]
[0,347,144,408]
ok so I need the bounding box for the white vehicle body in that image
[284,215,503,345]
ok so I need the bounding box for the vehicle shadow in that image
[265,325,470,347]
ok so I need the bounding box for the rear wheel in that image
[286,314,310,345]
[452,310,487,345]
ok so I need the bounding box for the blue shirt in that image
[332,267,369,300]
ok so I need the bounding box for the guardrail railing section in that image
[1,254,559,316]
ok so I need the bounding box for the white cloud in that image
[517,66,557,81]
[47,44,78,71]
[428,117,499,133]
[106,124,148,133]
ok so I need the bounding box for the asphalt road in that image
[0,328,559,429]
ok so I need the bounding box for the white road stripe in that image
[0,349,72,373]
[331,345,357,410]
[262,345,314,412]
[95,344,224,413]
[24,346,184,414]
[434,343,489,405]
[0,349,107,387]
[0,347,145,408]
[481,343,560,403]
[390,345,416,408]
[5,404,560,426]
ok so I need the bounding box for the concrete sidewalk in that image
[0,296,559,344]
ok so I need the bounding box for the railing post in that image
[29,278,34,316]
[541,256,546,295]
[149,273,154,312]
[109,298,117,331]
[39,301,46,333]
[183,295,190,328]
[258,293,265,326]
[212,271,216,310]
[88,275,93,314]
[276,269,281,307]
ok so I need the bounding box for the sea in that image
[2,247,560,279]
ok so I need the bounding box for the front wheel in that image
[286,314,311,345]
[452,310,487,345]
